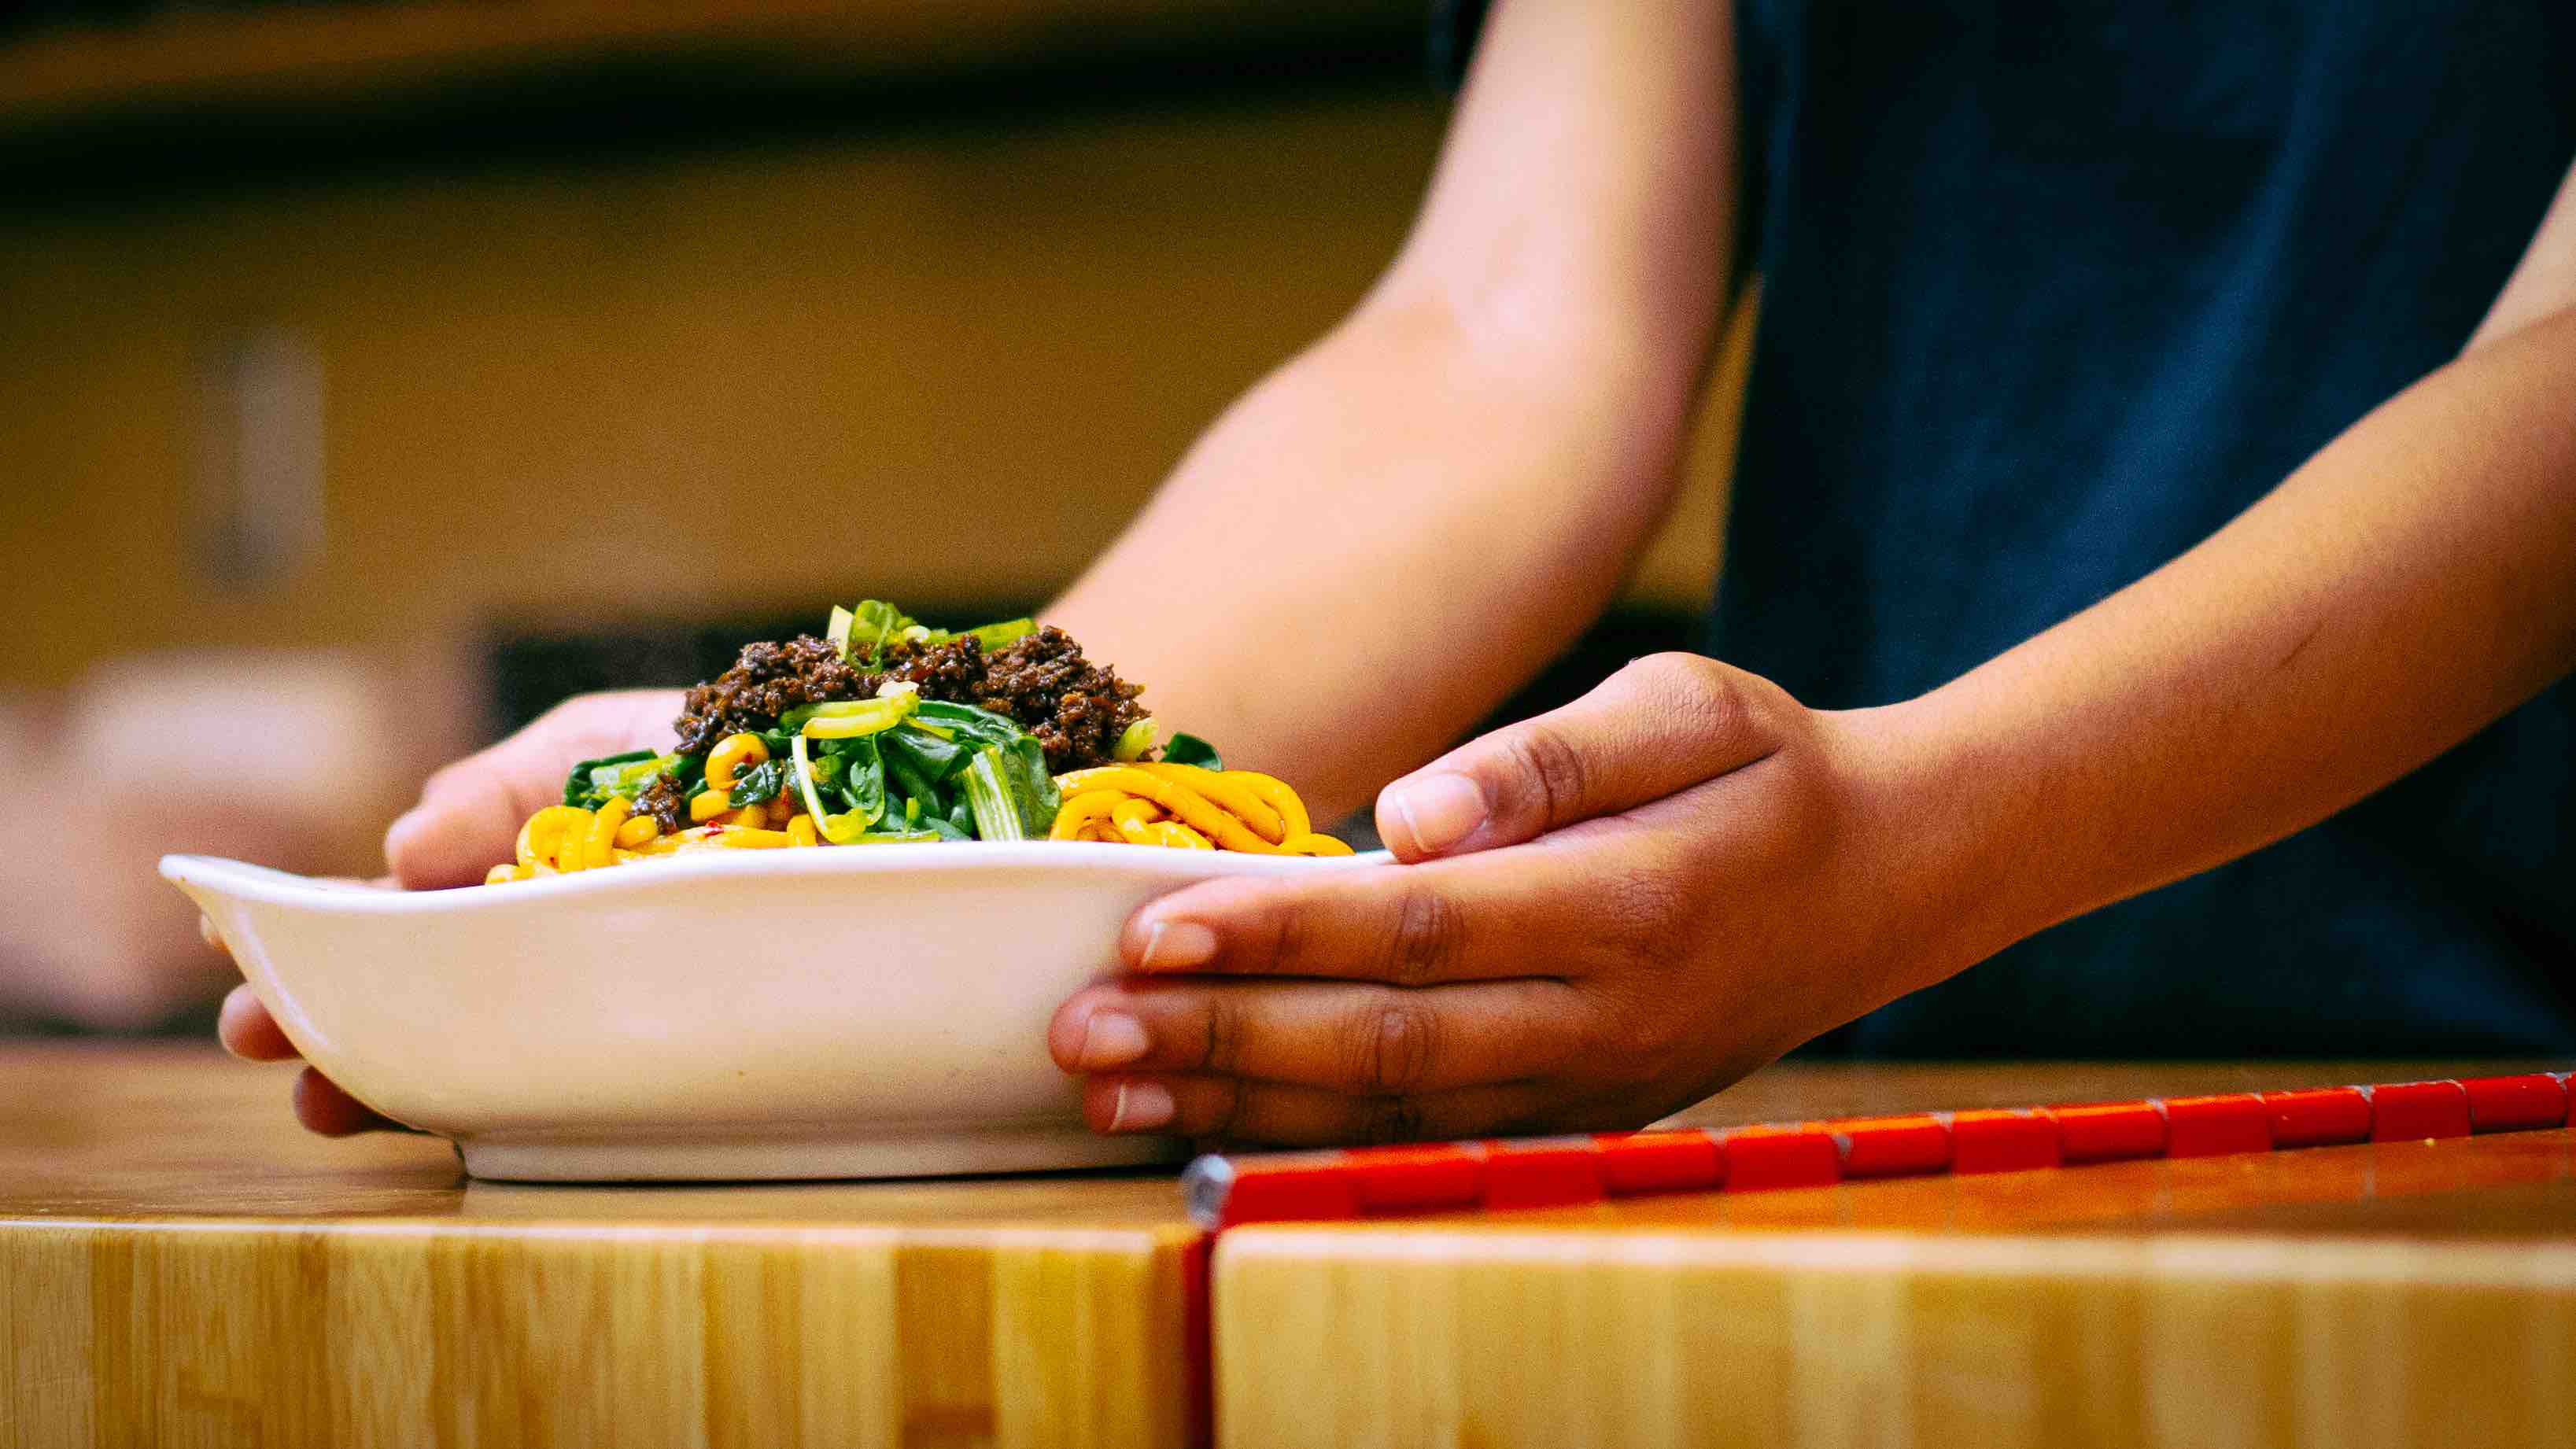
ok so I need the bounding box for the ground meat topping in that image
[669,625,1149,773]
[673,635,868,754]
[633,771,691,834]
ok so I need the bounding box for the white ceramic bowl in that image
[163,843,1386,1182]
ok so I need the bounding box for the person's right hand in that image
[214,688,683,1134]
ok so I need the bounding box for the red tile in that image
[1477,1137,1608,1210]
[1207,1157,1360,1227]
[2460,1074,2569,1133]
[2260,1086,2373,1148]
[2367,1080,2472,1141]
[1948,1109,2062,1174]
[1183,1233,1213,1449]
[1717,1125,1843,1190]
[1827,1114,1953,1178]
[1345,1144,1485,1214]
[1592,1130,1725,1195]
[2160,1093,2272,1158]
[2044,1101,2168,1163]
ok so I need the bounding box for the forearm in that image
[1889,307,2576,980]
[1047,295,1705,820]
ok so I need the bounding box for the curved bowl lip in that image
[161,839,1391,915]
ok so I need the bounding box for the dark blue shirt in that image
[1453,2,2576,1054]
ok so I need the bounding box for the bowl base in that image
[456,1123,1184,1182]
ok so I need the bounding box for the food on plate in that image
[486,602,1350,883]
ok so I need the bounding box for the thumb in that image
[1374,653,1784,861]
[385,689,681,889]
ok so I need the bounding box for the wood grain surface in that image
[1216,1109,2576,1449]
[1,1043,1198,1448]
[9,1045,2570,1448]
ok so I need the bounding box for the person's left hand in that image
[1047,653,1988,1145]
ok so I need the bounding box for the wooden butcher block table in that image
[4,1045,2570,1449]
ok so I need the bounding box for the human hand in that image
[212,688,683,1134]
[1046,654,1989,1145]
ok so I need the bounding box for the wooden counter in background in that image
[9,1046,2566,1447]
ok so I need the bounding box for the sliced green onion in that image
[800,692,917,739]
[1112,717,1158,763]
[968,618,1035,651]
[790,735,833,835]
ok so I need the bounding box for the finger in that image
[1079,1073,1562,1147]
[292,1066,400,1136]
[1375,652,1784,861]
[1051,976,1589,1095]
[385,690,678,890]
[218,984,300,1061]
[1121,848,1653,985]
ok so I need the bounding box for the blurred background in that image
[0,0,1747,1034]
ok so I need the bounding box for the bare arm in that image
[1892,160,2576,988]
[1047,0,1738,821]
[1043,158,2576,1148]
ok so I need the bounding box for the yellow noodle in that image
[1046,766,1277,852]
[1049,790,1127,841]
[1132,763,1286,843]
[584,796,631,871]
[614,814,660,849]
[1279,831,1356,857]
[1218,770,1312,839]
[517,805,592,872]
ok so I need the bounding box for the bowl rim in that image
[161,840,1390,914]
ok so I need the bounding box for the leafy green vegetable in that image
[962,750,1023,842]
[915,699,1025,751]
[562,749,656,808]
[563,750,699,809]
[838,600,924,666]
[835,735,886,828]
[880,729,951,806]
[961,740,1061,842]
[726,758,788,807]
[1162,733,1223,771]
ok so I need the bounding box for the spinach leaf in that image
[881,723,968,787]
[838,736,887,828]
[1162,733,1223,771]
[880,736,944,806]
[726,758,787,807]
[915,699,1026,752]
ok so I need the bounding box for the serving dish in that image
[163,842,1386,1182]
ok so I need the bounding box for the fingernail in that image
[1385,772,1488,855]
[1107,1080,1175,1133]
[1078,1010,1150,1067]
[1139,920,1216,971]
